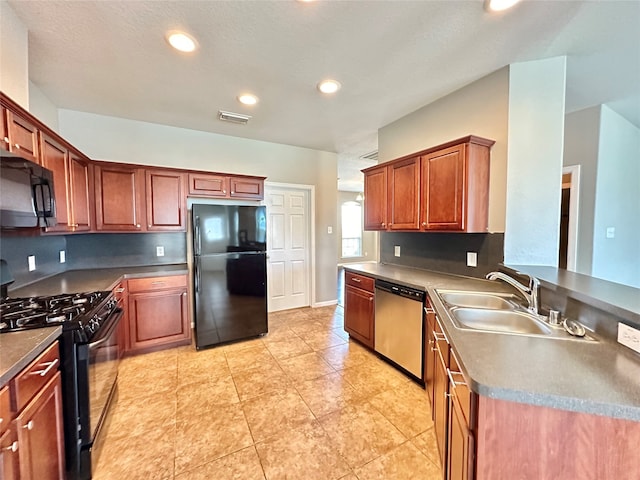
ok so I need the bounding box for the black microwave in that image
[0,154,57,228]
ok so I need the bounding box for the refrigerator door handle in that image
[194,216,202,256]
[194,257,201,293]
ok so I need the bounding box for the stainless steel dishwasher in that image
[374,279,425,380]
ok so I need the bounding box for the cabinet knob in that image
[136,224,141,228]
[231,191,235,194]
[4,441,18,453]
[222,190,226,194]
[369,297,373,302]
[23,420,34,430]
[14,143,20,150]
[381,222,386,227]
[422,222,427,227]
[2,136,8,144]
[148,224,151,228]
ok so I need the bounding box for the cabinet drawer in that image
[128,275,187,293]
[345,272,375,292]
[449,348,473,426]
[0,385,11,433]
[13,342,60,412]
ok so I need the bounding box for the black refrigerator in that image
[192,204,268,349]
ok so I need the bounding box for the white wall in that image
[563,106,601,275]
[378,67,509,233]
[28,81,59,132]
[0,1,29,108]
[58,110,339,303]
[592,105,640,287]
[504,57,566,266]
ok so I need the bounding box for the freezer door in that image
[192,204,266,255]
[193,252,268,349]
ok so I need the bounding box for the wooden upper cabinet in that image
[230,176,263,199]
[146,169,186,231]
[388,156,420,230]
[363,135,494,233]
[68,151,92,231]
[5,109,39,163]
[39,133,71,230]
[421,144,465,231]
[363,165,388,230]
[94,163,146,231]
[420,137,493,232]
[188,172,265,200]
[0,105,8,152]
[188,172,229,197]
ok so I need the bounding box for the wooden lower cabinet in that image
[344,272,375,349]
[127,275,191,354]
[15,373,65,480]
[1,342,65,480]
[113,281,129,358]
[432,315,450,471]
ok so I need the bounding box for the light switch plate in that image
[28,255,36,271]
[327,226,333,234]
[394,246,401,257]
[467,252,478,267]
[156,246,165,257]
[618,323,640,354]
[59,250,66,263]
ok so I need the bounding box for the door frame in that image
[264,182,316,309]
[562,165,581,271]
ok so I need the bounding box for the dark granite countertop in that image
[0,327,62,387]
[8,264,189,298]
[344,263,640,422]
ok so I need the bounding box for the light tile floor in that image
[94,305,442,480]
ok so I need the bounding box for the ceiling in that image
[7,0,640,191]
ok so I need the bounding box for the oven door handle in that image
[88,309,123,349]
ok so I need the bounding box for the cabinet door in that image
[421,144,465,231]
[146,170,186,231]
[15,373,65,480]
[344,285,375,348]
[0,426,19,480]
[113,282,129,357]
[363,166,388,231]
[230,177,264,200]
[129,288,190,352]
[94,164,145,231]
[40,133,71,231]
[5,110,39,163]
[448,391,474,480]
[68,152,92,231]
[188,173,229,197]
[0,106,8,152]
[388,156,420,230]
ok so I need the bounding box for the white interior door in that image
[266,185,311,311]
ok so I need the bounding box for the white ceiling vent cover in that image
[218,110,252,125]
[360,150,378,161]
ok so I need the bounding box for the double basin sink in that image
[436,290,595,341]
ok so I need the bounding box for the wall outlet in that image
[156,246,165,257]
[327,226,333,234]
[59,250,66,263]
[28,255,36,272]
[606,227,615,238]
[394,246,401,257]
[618,323,640,354]
[467,251,478,267]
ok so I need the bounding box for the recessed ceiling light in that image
[238,94,259,105]
[166,31,198,53]
[317,79,341,94]
[484,0,521,12]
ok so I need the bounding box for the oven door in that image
[87,308,123,442]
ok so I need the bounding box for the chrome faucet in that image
[486,271,541,316]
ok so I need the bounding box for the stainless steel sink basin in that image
[451,308,552,335]
[438,290,518,310]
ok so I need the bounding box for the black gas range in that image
[1,290,123,480]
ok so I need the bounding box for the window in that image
[341,201,362,257]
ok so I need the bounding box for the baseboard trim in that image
[312,299,338,308]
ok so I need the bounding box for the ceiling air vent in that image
[360,150,378,161]
[218,110,251,125]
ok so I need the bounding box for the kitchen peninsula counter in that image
[8,264,189,298]
[0,326,62,386]
[344,263,640,422]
